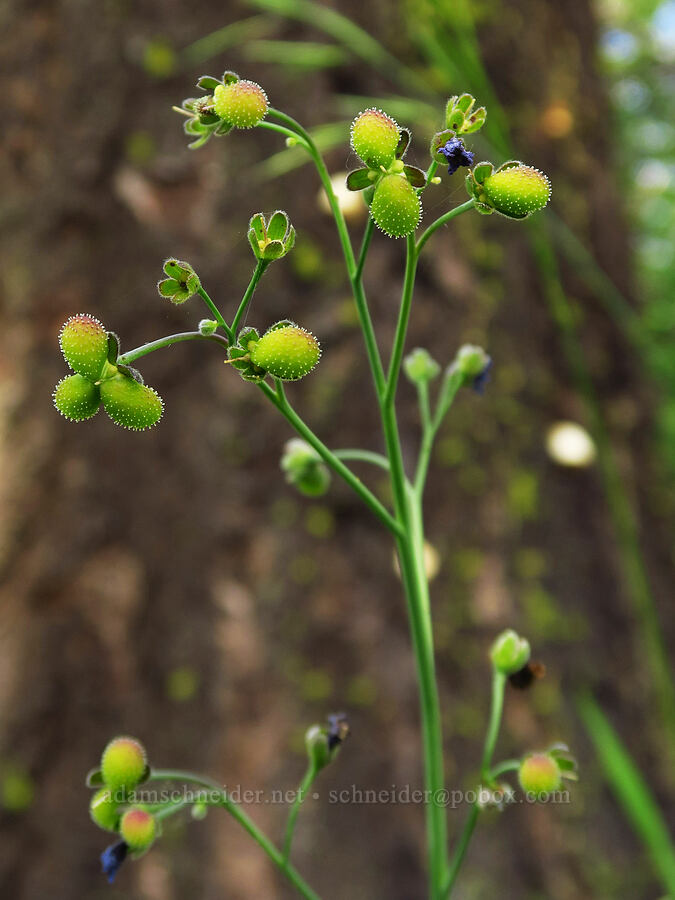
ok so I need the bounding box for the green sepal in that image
[249,213,265,243]
[346,168,373,191]
[107,332,120,365]
[158,277,181,296]
[262,240,285,260]
[454,93,475,115]
[198,112,220,126]
[214,120,233,136]
[237,326,260,347]
[86,768,104,788]
[284,226,296,253]
[446,108,465,131]
[395,128,411,159]
[266,318,294,332]
[184,118,206,136]
[182,97,198,112]
[430,129,457,161]
[267,210,289,241]
[403,165,426,188]
[462,107,486,134]
[197,75,222,92]
[116,364,144,384]
[472,161,494,184]
[222,70,239,85]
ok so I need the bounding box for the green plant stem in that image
[197,286,233,340]
[334,448,390,471]
[258,379,400,536]
[118,330,229,365]
[355,216,375,282]
[148,770,320,900]
[416,200,475,255]
[283,764,318,862]
[443,671,506,898]
[259,120,311,147]
[384,234,418,406]
[230,259,269,336]
[489,758,520,779]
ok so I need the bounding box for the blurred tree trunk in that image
[0,1,670,898]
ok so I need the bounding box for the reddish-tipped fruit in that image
[370,174,422,238]
[250,323,321,381]
[59,314,109,381]
[100,376,163,431]
[518,753,562,799]
[53,374,101,421]
[350,109,399,169]
[101,737,147,793]
[213,80,268,128]
[119,807,156,852]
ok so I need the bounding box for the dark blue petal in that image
[101,841,128,884]
[439,138,475,175]
[471,358,493,394]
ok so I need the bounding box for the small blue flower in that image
[101,840,128,884]
[439,137,474,175]
[471,357,493,394]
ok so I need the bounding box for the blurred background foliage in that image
[1,0,674,898]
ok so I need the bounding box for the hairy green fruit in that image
[482,164,551,219]
[59,314,109,381]
[250,323,321,381]
[119,807,157,852]
[100,737,147,793]
[213,80,268,128]
[53,374,101,422]
[90,788,121,833]
[518,753,562,799]
[370,174,422,238]
[100,376,163,431]
[350,109,399,169]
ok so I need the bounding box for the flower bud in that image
[404,348,441,384]
[518,753,562,799]
[157,258,200,304]
[101,840,128,884]
[249,322,321,381]
[213,79,268,128]
[59,314,109,381]
[370,174,422,238]
[482,164,550,219]
[450,344,492,393]
[100,736,148,793]
[119,807,157,852]
[248,211,295,262]
[100,375,164,430]
[350,109,399,169]
[281,439,331,497]
[490,629,531,676]
[90,787,121,833]
[198,319,219,335]
[53,374,102,422]
[305,713,349,772]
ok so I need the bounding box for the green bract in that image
[249,321,321,381]
[53,374,101,422]
[59,314,109,381]
[100,376,164,431]
[370,174,422,238]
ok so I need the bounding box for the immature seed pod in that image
[213,80,268,128]
[119,807,157,852]
[100,376,163,431]
[250,323,321,381]
[482,164,551,219]
[53,374,102,421]
[59,314,109,381]
[518,753,562,799]
[90,788,121,833]
[350,109,399,169]
[370,174,422,238]
[101,736,148,793]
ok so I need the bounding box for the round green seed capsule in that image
[350,109,399,169]
[90,788,121,833]
[59,314,109,381]
[250,324,321,381]
[100,376,163,431]
[518,753,562,799]
[370,174,422,238]
[101,736,148,793]
[53,374,101,421]
[482,165,551,219]
[119,807,156,852]
[213,80,268,128]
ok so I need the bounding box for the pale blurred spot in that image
[393,540,440,581]
[317,174,366,220]
[540,103,574,139]
[636,159,672,191]
[138,851,173,900]
[546,421,596,467]
[166,665,199,702]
